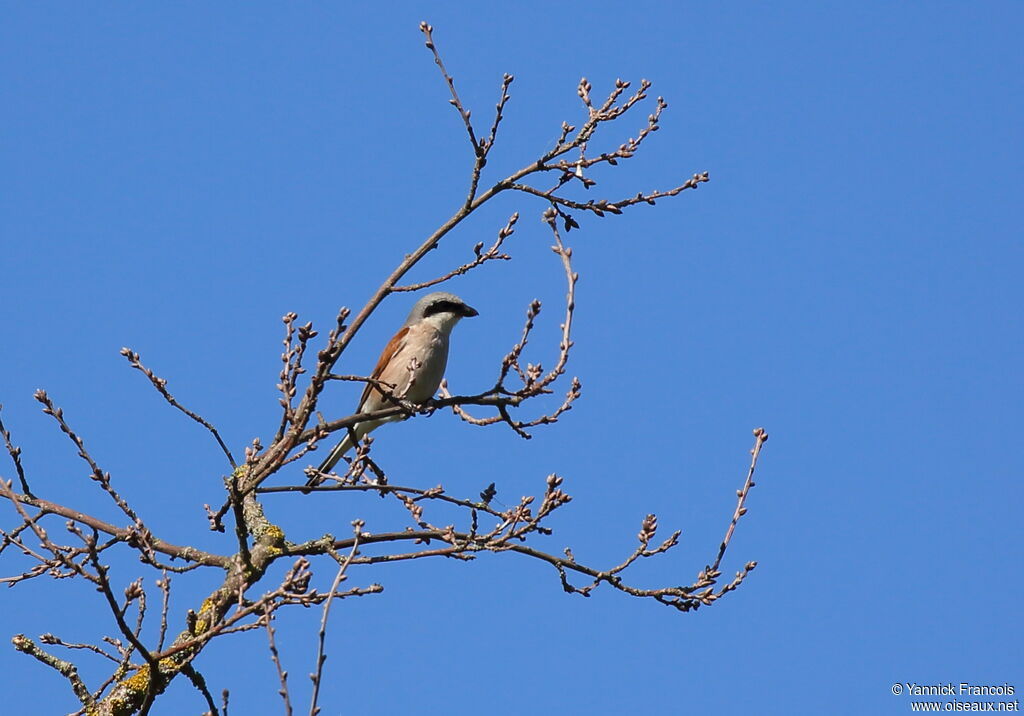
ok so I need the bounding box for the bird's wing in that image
[359,325,410,411]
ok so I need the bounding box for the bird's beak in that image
[461,304,479,318]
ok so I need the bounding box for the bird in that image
[305,291,478,487]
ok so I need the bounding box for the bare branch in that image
[282,430,767,613]
[485,73,514,154]
[393,212,517,292]
[510,171,709,220]
[181,663,220,716]
[437,208,581,437]
[120,348,237,468]
[309,521,363,716]
[81,530,161,709]
[263,605,292,716]
[0,405,31,496]
[156,572,172,652]
[0,486,228,568]
[260,482,506,523]
[274,315,318,445]
[34,389,147,530]
[12,633,95,710]
[0,478,98,584]
[711,427,768,575]
[38,632,120,665]
[419,21,480,155]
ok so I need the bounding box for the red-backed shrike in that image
[306,291,478,486]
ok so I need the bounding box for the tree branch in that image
[120,348,237,469]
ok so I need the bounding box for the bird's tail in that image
[305,430,357,488]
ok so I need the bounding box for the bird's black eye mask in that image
[423,300,465,317]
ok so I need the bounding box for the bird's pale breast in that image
[371,323,449,409]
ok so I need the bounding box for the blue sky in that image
[1,3,1021,714]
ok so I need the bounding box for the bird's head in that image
[406,291,479,333]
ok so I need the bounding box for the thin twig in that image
[509,172,709,218]
[0,405,31,496]
[182,663,220,716]
[34,389,146,530]
[157,571,172,652]
[259,482,506,521]
[711,427,768,575]
[393,213,517,292]
[38,633,121,665]
[309,521,363,716]
[419,22,479,154]
[120,348,237,468]
[263,604,293,716]
[484,73,514,154]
